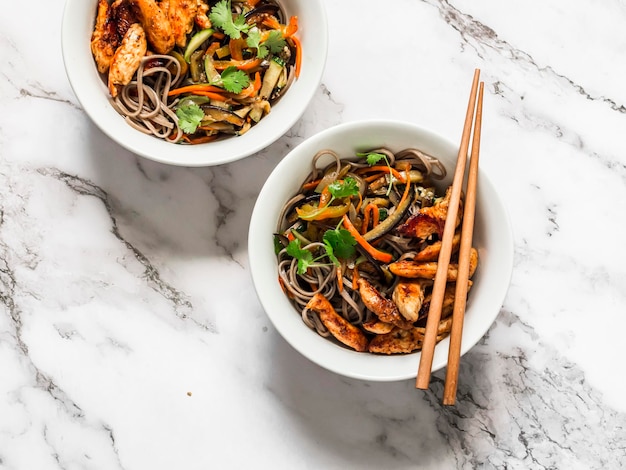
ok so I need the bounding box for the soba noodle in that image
[94,0,299,144]
[275,147,472,354]
[111,54,184,142]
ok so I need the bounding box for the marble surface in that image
[1,0,626,468]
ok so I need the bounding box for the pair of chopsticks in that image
[415,69,484,405]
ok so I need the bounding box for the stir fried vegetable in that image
[91,0,301,144]
[274,147,480,355]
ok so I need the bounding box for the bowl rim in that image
[248,119,514,381]
[61,0,328,167]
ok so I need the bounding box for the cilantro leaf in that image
[358,151,394,196]
[285,239,313,275]
[220,66,250,93]
[176,104,204,134]
[323,228,356,266]
[328,177,359,199]
[209,0,249,39]
[246,29,268,58]
[263,30,286,54]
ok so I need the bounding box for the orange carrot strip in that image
[247,0,261,6]
[397,166,412,207]
[229,38,246,61]
[355,166,406,182]
[284,16,298,37]
[354,191,363,213]
[190,91,229,101]
[212,32,225,40]
[301,179,322,191]
[263,17,281,30]
[342,214,393,264]
[318,186,331,208]
[182,134,219,144]
[291,34,302,78]
[361,204,380,234]
[352,266,360,290]
[206,41,221,57]
[213,58,262,71]
[236,72,262,98]
[361,205,371,235]
[336,266,344,293]
[168,84,226,96]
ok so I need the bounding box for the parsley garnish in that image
[358,151,394,196]
[209,0,249,39]
[286,238,314,274]
[323,224,357,266]
[247,28,286,59]
[296,177,360,221]
[176,104,204,134]
[328,177,359,199]
[220,66,250,93]
[284,225,357,273]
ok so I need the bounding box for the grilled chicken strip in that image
[414,232,462,262]
[368,317,453,355]
[108,23,147,96]
[91,0,116,73]
[194,0,211,29]
[388,248,478,281]
[168,0,198,47]
[392,279,427,322]
[130,0,175,53]
[305,293,369,352]
[91,0,139,73]
[397,187,462,240]
[357,278,413,330]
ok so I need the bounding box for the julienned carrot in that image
[237,72,262,98]
[352,265,360,290]
[361,203,380,234]
[229,38,246,61]
[397,167,412,207]
[301,179,322,191]
[291,34,302,78]
[356,166,406,182]
[168,84,226,96]
[263,17,281,30]
[182,134,219,144]
[342,214,393,264]
[190,91,229,101]
[284,16,298,37]
[336,266,344,292]
[213,58,262,71]
[354,191,363,213]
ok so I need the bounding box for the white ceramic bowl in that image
[248,120,514,381]
[61,0,327,166]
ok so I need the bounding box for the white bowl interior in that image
[61,0,328,166]
[248,120,514,381]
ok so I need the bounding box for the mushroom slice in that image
[305,293,369,352]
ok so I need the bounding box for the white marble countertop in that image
[2,0,626,468]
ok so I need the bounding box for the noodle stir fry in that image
[91,0,300,144]
[274,148,479,354]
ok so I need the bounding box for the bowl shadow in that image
[262,327,496,468]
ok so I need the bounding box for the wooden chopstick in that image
[443,81,484,405]
[415,69,481,390]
